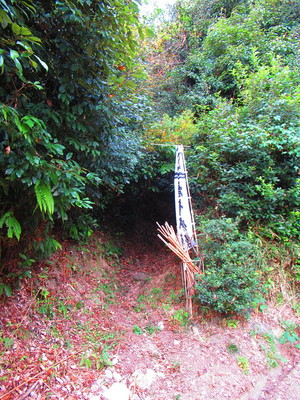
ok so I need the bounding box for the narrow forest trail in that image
[0,232,299,400]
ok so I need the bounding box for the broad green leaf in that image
[0,283,12,297]
[26,36,41,44]
[3,284,12,297]
[12,23,21,34]
[11,23,31,36]
[16,40,33,52]
[14,57,23,73]
[0,9,11,28]
[20,26,32,36]
[9,49,19,59]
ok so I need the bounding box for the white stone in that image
[192,326,200,336]
[104,369,114,380]
[132,369,157,390]
[112,371,122,382]
[103,382,130,400]
[111,356,119,365]
[158,321,164,330]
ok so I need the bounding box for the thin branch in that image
[0,350,82,399]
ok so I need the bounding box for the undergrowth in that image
[194,217,300,316]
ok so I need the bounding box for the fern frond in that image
[34,183,54,215]
[0,211,21,240]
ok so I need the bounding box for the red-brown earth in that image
[0,232,299,400]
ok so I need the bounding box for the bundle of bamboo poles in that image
[157,222,202,315]
[157,222,199,273]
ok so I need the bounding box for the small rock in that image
[158,321,164,330]
[132,369,157,390]
[192,326,200,336]
[174,340,180,345]
[111,356,119,365]
[103,382,130,400]
[104,369,114,380]
[112,371,122,382]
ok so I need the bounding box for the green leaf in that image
[14,57,23,73]
[3,284,12,297]
[25,36,41,44]
[12,23,32,36]
[279,331,298,344]
[19,26,32,36]
[34,183,54,215]
[0,212,10,228]
[21,115,41,128]
[145,27,155,38]
[12,22,21,35]
[16,40,33,52]
[9,49,19,59]
[34,55,48,71]
[9,49,23,77]
[0,9,11,28]
[30,60,38,69]
[0,211,21,240]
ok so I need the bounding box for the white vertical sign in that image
[174,145,197,252]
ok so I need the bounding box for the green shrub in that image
[195,218,261,315]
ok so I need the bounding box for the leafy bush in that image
[188,100,300,238]
[195,218,261,315]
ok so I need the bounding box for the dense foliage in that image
[144,0,299,314]
[149,0,300,115]
[195,218,261,315]
[0,0,147,273]
[146,0,299,236]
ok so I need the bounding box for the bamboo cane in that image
[157,222,200,274]
[157,222,202,315]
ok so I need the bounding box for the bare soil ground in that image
[0,232,299,400]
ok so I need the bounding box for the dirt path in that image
[0,233,299,399]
